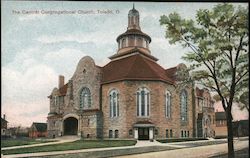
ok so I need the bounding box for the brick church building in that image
[47,6,216,140]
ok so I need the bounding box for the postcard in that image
[1,1,249,158]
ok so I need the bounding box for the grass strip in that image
[1,139,56,148]
[2,140,137,155]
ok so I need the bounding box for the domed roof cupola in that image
[129,4,139,16]
[115,4,152,55]
[128,4,140,30]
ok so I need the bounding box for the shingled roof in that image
[165,66,177,81]
[116,29,151,42]
[101,54,174,84]
[32,122,47,132]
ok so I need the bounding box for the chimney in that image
[58,75,65,89]
[3,114,6,120]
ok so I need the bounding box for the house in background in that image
[233,120,249,137]
[1,114,8,137]
[29,122,48,138]
[215,112,227,137]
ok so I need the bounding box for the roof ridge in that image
[141,56,174,83]
[124,54,139,78]
[166,66,177,70]
[140,56,163,78]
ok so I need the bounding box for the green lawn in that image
[2,140,137,155]
[1,139,56,148]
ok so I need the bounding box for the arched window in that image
[206,119,209,126]
[109,130,113,138]
[137,37,143,47]
[54,96,58,106]
[137,87,150,117]
[143,40,147,48]
[165,91,171,118]
[128,36,135,46]
[180,90,188,121]
[121,38,126,48]
[115,130,119,138]
[170,129,173,138]
[80,87,91,109]
[146,40,149,48]
[129,129,133,136]
[109,90,119,118]
[155,129,158,135]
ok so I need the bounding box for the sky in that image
[1,1,248,127]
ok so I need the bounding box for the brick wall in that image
[102,80,194,139]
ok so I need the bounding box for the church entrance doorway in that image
[138,127,149,140]
[64,117,78,135]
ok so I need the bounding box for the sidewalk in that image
[2,137,248,158]
[135,140,187,148]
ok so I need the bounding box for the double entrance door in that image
[138,127,149,140]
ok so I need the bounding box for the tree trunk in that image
[226,110,235,158]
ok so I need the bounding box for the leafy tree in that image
[160,3,248,158]
[238,91,249,111]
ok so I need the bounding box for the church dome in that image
[114,5,152,55]
[128,7,139,17]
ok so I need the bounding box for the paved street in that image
[1,137,248,158]
[210,147,249,158]
[116,139,249,158]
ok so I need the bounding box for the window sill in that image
[137,116,150,118]
[110,117,120,119]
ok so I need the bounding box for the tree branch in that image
[181,38,216,77]
[235,71,248,85]
[235,34,245,67]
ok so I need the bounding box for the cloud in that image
[2,44,96,126]
[2,100,49,127]
[1,45,110,127]
[43,48,87,77]
[2,64,57,102]
[36,30,118,45]
[2,65,57,127]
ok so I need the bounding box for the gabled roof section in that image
[1,118,8,123]
[58,83,68,96]
[165,66,177,81]
[196,87,204,97]
[32,122,47,132]
[102,54,174,84]
[47,83,68,98]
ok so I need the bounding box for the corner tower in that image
[115,5,151,55]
